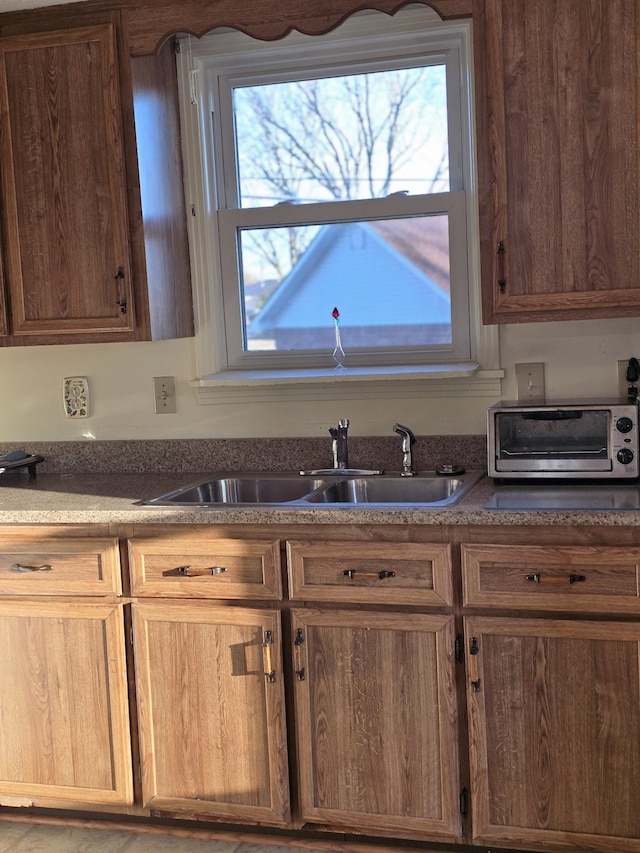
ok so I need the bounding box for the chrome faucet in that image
[394,423,416,476]
[334,418,349,469]
[299,418,382,475]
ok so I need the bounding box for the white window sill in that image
[191,363,504,404]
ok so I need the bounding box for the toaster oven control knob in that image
[617,448,635,465]
[616,416,634,433]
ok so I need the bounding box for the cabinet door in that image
[0,25,135,341]
[477,0,640,323]
[0,600,133,807]
[292,608,461,840]
[465,616,640,851]
[132,601,290,825]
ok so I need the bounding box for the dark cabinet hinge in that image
[460,787,468,816]
[455,633,464,662]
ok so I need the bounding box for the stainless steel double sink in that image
[140,470,484,508]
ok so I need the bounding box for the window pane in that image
[240,214,451,352]
[233,65,449,208]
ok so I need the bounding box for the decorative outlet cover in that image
[63,376,90,418]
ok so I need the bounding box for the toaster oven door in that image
[493,409,611,473]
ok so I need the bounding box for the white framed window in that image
[177,6,501,400]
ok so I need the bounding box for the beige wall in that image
[1,317,637,441]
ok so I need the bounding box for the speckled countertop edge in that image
[1,470,639,526]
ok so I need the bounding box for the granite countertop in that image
[2,470,640,526]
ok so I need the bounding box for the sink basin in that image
[140,470,484,507]
[305,473,480,506]
[141,475,331,505]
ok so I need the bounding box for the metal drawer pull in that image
[10,563,53,573]
[342,569,396,581]
[162,565,228,577]
[526,573,586,585]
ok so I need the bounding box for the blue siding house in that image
[247,217,451,350]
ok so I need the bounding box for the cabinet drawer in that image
[128,535,282,599]
[462,544,640,613]
[0,535,121,596]
[287,540,453,606]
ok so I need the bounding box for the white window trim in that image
[176,9,503,405]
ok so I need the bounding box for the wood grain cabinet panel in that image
[462,543,640,614]
[132,601,290,825]
[464,616,640,852]
[0,531,121,596]
[128,534,282,600]
[292,608,461,840]
[0,599,133,808]
[477,0,640,323]
[0,25,136,340]
[123,0,471,56]
[287,540,453,606]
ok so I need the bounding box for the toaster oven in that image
[487,399,639,480]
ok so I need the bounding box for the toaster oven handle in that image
[526,573,586,585]
[521,411,583,420]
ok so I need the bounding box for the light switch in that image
[515,363,545,402]
[153,376,176,413]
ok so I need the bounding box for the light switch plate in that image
[63,377,90,418]
[153,376,176,414]
[515,362,545,402]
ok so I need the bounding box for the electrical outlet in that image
[515,362,545,402]
[63,377,90,418]
[153,376,176,414]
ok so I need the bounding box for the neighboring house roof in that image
[248,218,450,335]
[369,215,450,294]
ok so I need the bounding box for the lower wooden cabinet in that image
[464,616,640,852]
[291,608,462,840]
[4,522,640,853]
[131,600,290,825]
[0,599,133,807]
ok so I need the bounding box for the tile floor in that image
[0,821,337,853]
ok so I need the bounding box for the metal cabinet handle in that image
[114,266,127,314]
[162,565,227,577]
[293,628,305,681]
[469,636,481,692]
[10,563,53,573]
[342,569,396,581]
[497,240,506,294]
[526,573,586,585]
[262,630,275,682]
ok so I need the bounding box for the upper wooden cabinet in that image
[0,25,133,341]
[0,20,192,345]
[476,0,640,323]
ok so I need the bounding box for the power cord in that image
[626,357,640,400]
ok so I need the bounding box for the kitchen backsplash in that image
[0,436,487,474]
